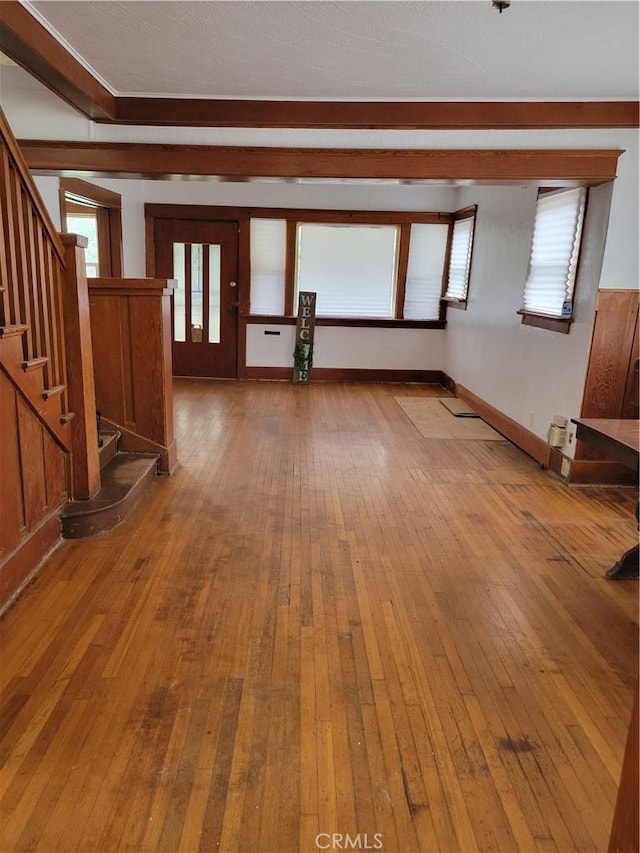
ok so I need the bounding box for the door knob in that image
[229,281,237,287]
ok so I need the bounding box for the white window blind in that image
[444,213,475,301]
[404,223,449,320]
[295,223,399,318]
[522,188,587,317]
[250,219,287,315]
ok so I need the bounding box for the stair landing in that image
[61,453,158,539]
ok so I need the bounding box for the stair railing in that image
[0,107,69,408]
[0,106,100,499]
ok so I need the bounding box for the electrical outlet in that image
[563,422,578,459]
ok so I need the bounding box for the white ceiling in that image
[25,0,639,101]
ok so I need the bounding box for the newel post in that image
[60,233,101,500]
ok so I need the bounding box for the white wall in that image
[247,323,445,370]
[444,182,615,441]
[8,65,638,415]
[33,174,455,371]
[43,176,458,279]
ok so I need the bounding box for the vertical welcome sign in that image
[293,291,316,383]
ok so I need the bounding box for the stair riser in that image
[98,433,119,470]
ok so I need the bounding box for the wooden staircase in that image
[60,427,159,538]
[0,105,172,610]
[0,323,74,446]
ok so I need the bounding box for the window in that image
[249,219,287,315]
[443,206,477,306]
[172,242,222,344]
[65,208,100,276]
[295,223,399,318]
[520,187,587,331]
[59,178,123,277]
[246,209,470,324]
[404,224,449,320]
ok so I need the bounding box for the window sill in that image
[443,298,468,311]
[244,315,446,329]
[517,310,573,334]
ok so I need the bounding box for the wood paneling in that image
[0,369,26,555]
[88,278,176,473]
[575,290,640,477]
[581,290,639,421]
[0,379,637,850]
[0,512,60,614]
[0,369,68,611]
[16,393,47,529]
[21,141,623,185]
[609,685,639,853]
[621,320,639,420]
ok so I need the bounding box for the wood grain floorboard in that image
[0,379,637,853]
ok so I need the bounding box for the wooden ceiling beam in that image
[112,98,640,130]
[1,3,637,131]
[18,140,623,185]
[0,2,115,121]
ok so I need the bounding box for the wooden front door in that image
[154,219,239,378]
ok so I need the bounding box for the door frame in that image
[145,204,248,378]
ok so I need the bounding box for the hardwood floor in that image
[1,380,638,853]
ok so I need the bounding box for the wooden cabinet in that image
[571,290,639,484]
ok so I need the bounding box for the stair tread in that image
[22,356,49,372]
[62,453,158,519]
[42,384,65,399]
[0,324,29,337]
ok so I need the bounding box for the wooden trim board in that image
[455,384,551,467]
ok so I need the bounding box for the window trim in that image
[293,220,402,320]
[519,187,588,333]
[245,314,445,330]
[245,206,454,323]
[442,204,478,310]
[516,309,574,334]
[145,203,456,326]
[59,178,123,277]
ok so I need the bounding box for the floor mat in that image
[395,397,505,440]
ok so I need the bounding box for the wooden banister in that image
[0,105,95,606]
[0,106,71,417]
[60,234,100,499]
[0,108,63,262]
